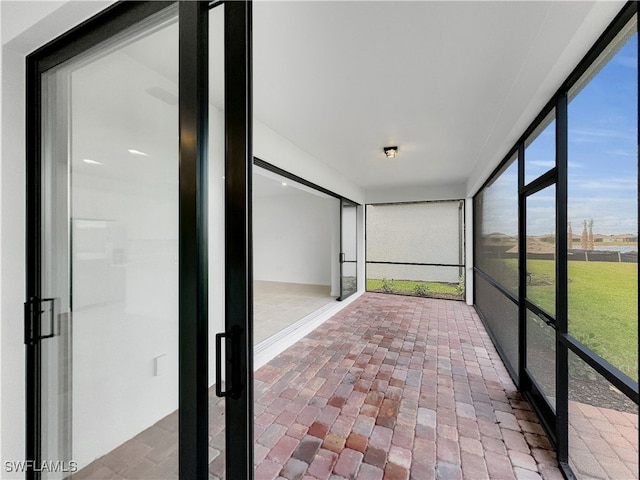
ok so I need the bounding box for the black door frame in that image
[25,1,253,479]
[223,1,254,478]
[178,2,210,478]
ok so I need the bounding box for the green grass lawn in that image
[526,260,638,381]
[366,278,462,298]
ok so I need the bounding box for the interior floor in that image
[253,280,336,345]
[67,293,637,480]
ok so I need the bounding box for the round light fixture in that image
[384,146,398,158]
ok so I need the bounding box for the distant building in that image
[568,222,573,250]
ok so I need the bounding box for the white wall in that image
[254,190,338,286]
[1,44,25,480]
[357,205,366,295]
[365,182,466,205]
[366,201,463,284]
[254,120,365,205]
[0,8,4,469]
[465,197,474,305]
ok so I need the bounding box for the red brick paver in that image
[253,293,563,479]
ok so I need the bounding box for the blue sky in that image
[483,32,637,238]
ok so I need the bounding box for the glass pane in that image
[526,185,556,317]
[341,261,357,298]
[526,310,556,409]
[41,7,180,478]
[475,274,519,377]
[525,110,556,185]
[568,350,638,480]
[567,18,638,381]
[475,156,519,295]
[340,201,358,299]
[252,167,340,343]
[208,4,226,479]
[40,69,73,479]
[342,202,357,262]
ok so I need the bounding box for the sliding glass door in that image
[26,2,253,479]
[29,7,181,478]
[339,200,358,300]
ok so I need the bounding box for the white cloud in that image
[604,149,637,157]
[614,55,637,69]
[569,127,635,143]
[528,160,554,168]
[574,177,636,191]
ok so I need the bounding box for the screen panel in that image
[367,201,463,265]
[474,156,519,296]
[567,18,638,382]
[475,274,519,378]
[366,200,464,299]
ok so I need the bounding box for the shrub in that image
[381,278,395,294]
[414,283,429,297]
[456,275,465,296]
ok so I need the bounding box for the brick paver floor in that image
[249,293,564,480]
[73,293,637,479]
[568,400,638,479]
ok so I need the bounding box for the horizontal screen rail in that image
[560,333,639,405]
[367,261,464,268]
[473,267,519,305]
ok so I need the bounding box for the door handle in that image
[24,297,56,345]
[215,327,242,399]
[340,253,345,263]
[215,332,229,397]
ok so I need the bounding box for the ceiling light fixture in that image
[384,146,398,158]
[83,159,103,166]
[281,182,287,186]
[128,149,149,156]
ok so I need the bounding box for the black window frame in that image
[472,2,639,477]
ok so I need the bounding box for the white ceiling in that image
[70,1,626,198]
[251,1,625,195]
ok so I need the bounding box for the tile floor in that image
[254,281,336,345]
[72,293,637,480]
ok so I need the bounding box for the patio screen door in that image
[25,2,253,479]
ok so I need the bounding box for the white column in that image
[465,197,474,306]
